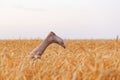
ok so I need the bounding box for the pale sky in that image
[0,0,120,39]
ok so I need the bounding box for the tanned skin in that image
[29,31,65,60]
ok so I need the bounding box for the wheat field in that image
[0,39,120,80]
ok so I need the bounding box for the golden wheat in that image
[0,39,120,80]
